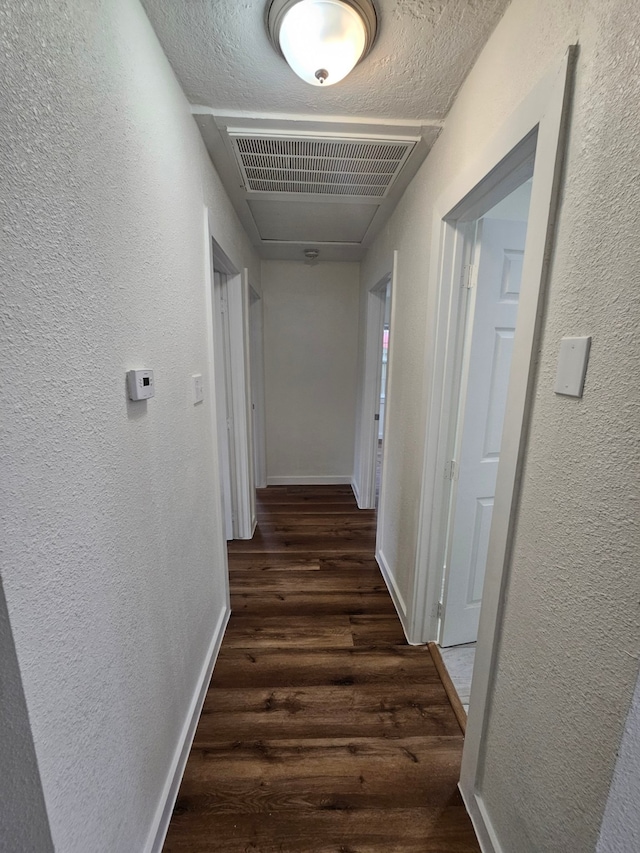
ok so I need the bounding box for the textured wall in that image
[262,261,360,482]
[0,0,258,850]
[361,0,640,849]
[0,582,53,852]
[596,668,640,852]
[479,2,640,849]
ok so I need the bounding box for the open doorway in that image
[352,259,396,511]
[440,178,533,650]
[206,232,257,541]
[249,286,267,491]
[434,178,533,718]
[212,266,236,541]
[375,281,392,506]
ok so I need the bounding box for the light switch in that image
[127,369,154,401]
[554,336,591,397]
[192,373,204,404]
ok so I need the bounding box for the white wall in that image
[262,261,360,484]
[0,583,53,852]
[361,0,640,849]
[0,1,258,850]
[596,667,640,853]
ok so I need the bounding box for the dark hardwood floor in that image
[163,485,480,852]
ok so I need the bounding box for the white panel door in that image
[440,218,528,647]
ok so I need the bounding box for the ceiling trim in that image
[227,126,420,143]
[191,105,445,129]
[260,239,362,246]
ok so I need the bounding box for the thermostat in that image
[127,369,154,401]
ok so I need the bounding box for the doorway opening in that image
[352,257,396,512]
[375,280,392,506]
[249,286,267,491]
[432,177,534,720]
[439,178,533,650]
[206,232,257,541]
[212,265,236,540]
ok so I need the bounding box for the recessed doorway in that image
[439,179,533,648]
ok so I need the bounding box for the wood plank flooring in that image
[163,485,480,852]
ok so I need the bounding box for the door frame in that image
[212,267,236,541]
[353,268,393,509]
[249,286,267,490]
[204,212,257,540]
[439,213,531,649]
[228,267,257,538]
[407,48,576,849]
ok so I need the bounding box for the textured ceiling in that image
[141,0,511,259]
[141,0,510,120]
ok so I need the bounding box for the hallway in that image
[163,486,480,852]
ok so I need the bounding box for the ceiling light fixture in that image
[267,0,378,87]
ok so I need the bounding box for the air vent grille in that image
[230,135,416,198]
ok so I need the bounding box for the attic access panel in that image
[229,133,417,199]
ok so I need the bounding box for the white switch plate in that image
[192,373,204,404]
[554,336,591,397]
[127,369,154,401]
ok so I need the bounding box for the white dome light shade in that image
[278,0,367,86]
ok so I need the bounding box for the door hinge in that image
[374,413,380,421]
[437,600,443,620]
[226,417,233,430]
[463,263,478,289]
[444,459,458,480]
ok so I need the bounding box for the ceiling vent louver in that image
[229,133,417,199]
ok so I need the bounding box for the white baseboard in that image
[376,547,408,630]
[351,476,376,510]
[266,475,352,486]
[459,785,503,853]
[144,605,230,853]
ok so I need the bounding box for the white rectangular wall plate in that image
[192,373,204,404]
[127,369,154,401]
[554,336,591,397]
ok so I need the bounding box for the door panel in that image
[483,329,515,458]
[440,218,528,647]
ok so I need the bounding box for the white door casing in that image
[249,287,267,490]
[352,269,392,510]
[440,218,527,647]
[212,270,235,541]
[208,234,257,542]
[228,269,257,538]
